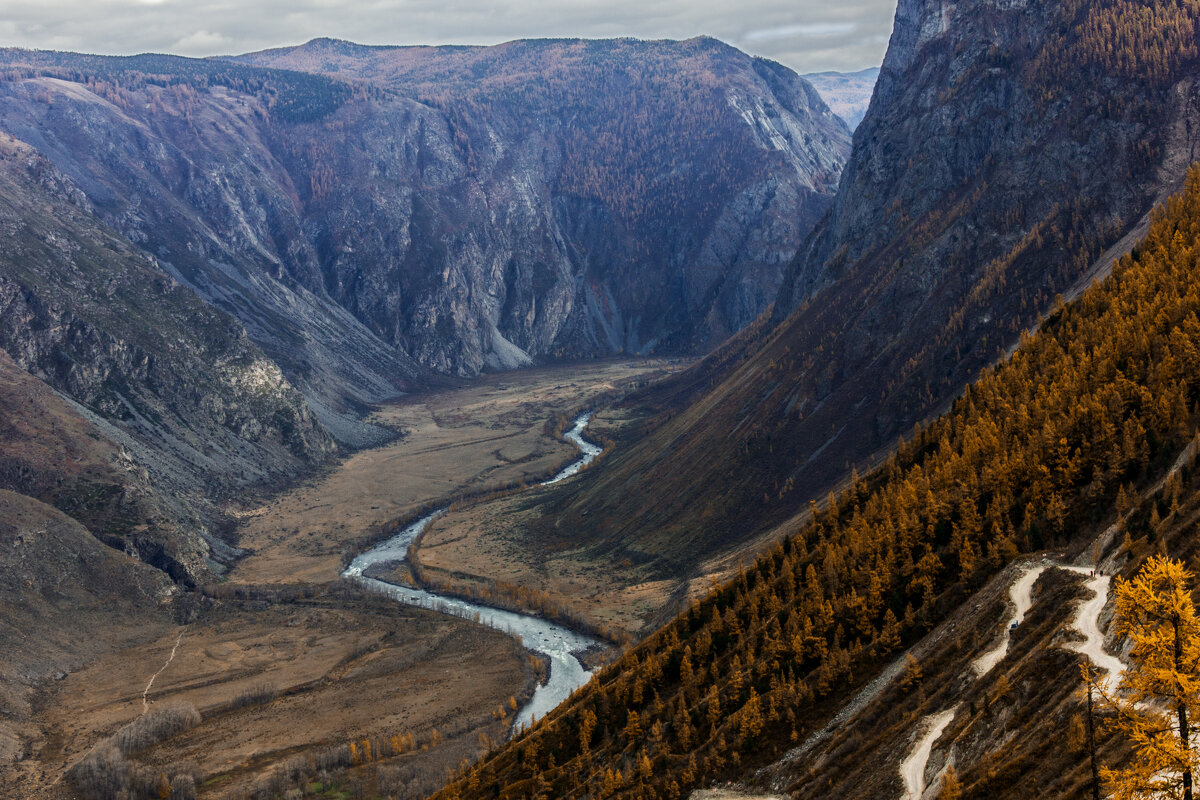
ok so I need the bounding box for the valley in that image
[7,1,1200,798]
[8,360,678,799]
[230,360,675,586]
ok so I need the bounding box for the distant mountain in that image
[0,39,850,396]
[802,67,879,129]
[230,37,852,364]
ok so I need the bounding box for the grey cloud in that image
[0,0,896,73]
[742,23,857,41]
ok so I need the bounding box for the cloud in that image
[0,0,898,74]
[171,29,234,55]
[741,22,857,42]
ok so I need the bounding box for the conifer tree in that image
[1102,555,1200,800]
[937,765,962,800]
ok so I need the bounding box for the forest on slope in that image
[519,0,1200,584]
[431,168,1200,800]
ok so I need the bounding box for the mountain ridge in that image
[0,38,850,394]
[519,0,1200,585]
[0,134,335,583]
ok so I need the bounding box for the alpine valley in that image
[4,1,1200,800]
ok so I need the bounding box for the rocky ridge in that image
[532,0,1200,575]
[0,134,334,582]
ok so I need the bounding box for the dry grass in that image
[13,360,678,799]
[25,598,533,800]
[409,404,783,638]
[230,360,674,586]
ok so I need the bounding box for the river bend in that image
[343,412,603,730]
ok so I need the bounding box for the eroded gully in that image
[900,560,1123,799]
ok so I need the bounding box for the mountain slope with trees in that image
[431,162,1200,800]
[517,0,1200,588]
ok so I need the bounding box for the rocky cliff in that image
[0,39,851,583]
[0,40,849,393]
[0,56,427,445]
[0,134,334,581]
[235,37,850,363]
[529,0,1200,573]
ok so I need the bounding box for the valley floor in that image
[9,359,681,799]
[231,361,672,586]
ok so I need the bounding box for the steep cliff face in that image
[530,0,1200,572]
[0,59,426,444]
[0,347,202,581]
[0,135,334,581]
[236,37,850,366]
[0,39,850,387]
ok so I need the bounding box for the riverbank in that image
[18,361,679,799]
[229,361,673,587]
[344,412,609,732]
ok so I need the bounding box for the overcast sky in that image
[0,0,896,74]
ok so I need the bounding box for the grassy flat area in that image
[13,360,678,799]
[230,360,675,586]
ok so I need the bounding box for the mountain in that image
[430,130,1200,800]
[0,36,850,586]
[0,52,430,445]
[801,67,879,129]
[0,135,333,582]
[231,36,851,363]
[0,38,849,408]
[520,0,1200,587]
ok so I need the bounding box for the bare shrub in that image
[68,705,203,800]
[378,759,459,800]
[68,741,197,800]
[314,742,352,772]
[170,773,197,800]
[114,703,201,754]
[67,743,128,800]
[231,682,279,710]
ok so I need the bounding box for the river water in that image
[343,412,603,730]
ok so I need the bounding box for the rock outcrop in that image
[0,135,334,581]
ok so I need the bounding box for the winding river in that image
[343,412,603,731]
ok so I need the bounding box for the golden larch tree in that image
[1102,555,1200,800]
